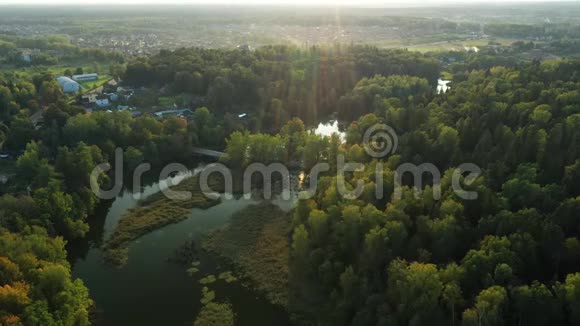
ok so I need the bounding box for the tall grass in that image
[102,175,222,266]
[203,203,291,307]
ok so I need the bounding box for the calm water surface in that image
[437,78,451,94]
[68,167,291,326]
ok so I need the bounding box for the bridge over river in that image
[191,147,228,159]
[191,147,302,169]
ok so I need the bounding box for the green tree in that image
[222,131,249,167]
[563,273,580,325]
[462,286,507,326]
[307,209,328,246]
[292,224,310,266]
[512,282,562,326]
[387,260,443,324]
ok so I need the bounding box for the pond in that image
[67,165,292,326]
[437,78,451,94]
[314,120,345,140]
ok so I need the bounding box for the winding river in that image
[67,121,345,325]
[67,166,291,325]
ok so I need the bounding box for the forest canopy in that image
[1,39,580,325]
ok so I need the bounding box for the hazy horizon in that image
[0,0,574,7]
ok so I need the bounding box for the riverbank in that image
[102,175,223,266]
[202,203,292,307]
[72,193,291,325]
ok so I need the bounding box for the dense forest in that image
[212,56,580,325]
[1,40,580,325]
[123,45,440,130]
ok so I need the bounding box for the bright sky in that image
[0,0,571,6]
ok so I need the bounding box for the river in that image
[67,165,291,325]
[67,120,339,325]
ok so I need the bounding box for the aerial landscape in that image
[2,0,580,325]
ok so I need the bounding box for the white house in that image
[72,73,99,82]
[56,76,80,93]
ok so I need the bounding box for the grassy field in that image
[3,62,110,79]
[78,75,112,93]
[102,175,223,266]
[203,203,292,307]
[374,35,519,53]
[158,96,181,107]
[440,71,454,80]
[158,94,195,108]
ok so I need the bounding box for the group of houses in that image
[55,74,203,119]
[80,86,135,111]
[55,73,139,112]
[80,93,116,108]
